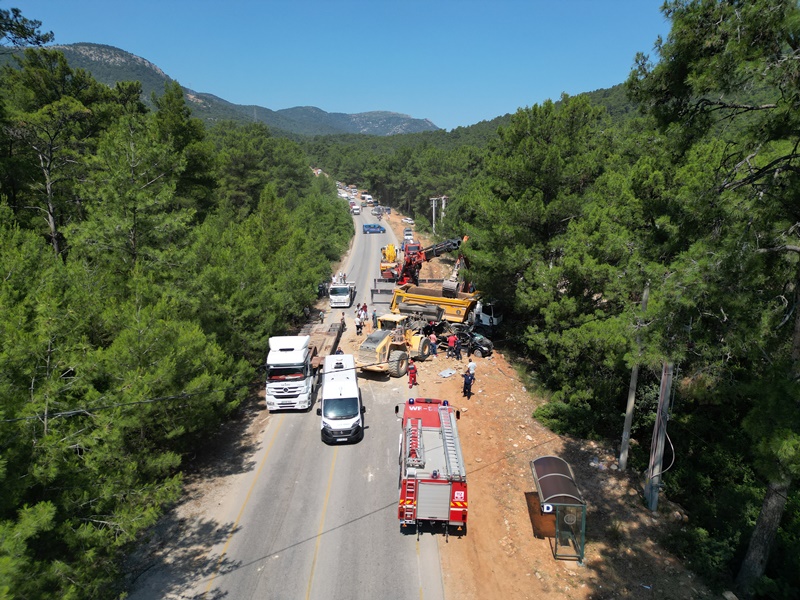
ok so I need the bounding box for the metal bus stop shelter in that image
[528,456,587,562]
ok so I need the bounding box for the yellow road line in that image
[417,539,423,599]
[305,448,338,600]
[202,413,285,597]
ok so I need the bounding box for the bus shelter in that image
[528,456,586,562]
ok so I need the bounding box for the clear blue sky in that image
[20,0,671,131]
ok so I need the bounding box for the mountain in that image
[45,43,440,136]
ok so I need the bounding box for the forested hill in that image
[4,42,441,136]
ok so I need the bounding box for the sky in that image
[19,0,671,131]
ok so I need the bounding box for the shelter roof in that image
[530,456,586,506]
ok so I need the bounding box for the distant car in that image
[403,227,413,235]
[401,217,415,224]
[363,223,386,234]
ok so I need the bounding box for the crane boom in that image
[398,238,462,285]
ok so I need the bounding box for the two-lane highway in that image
[195,207,444,600]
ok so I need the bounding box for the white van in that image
[316,354,365,443]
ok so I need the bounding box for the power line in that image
[1,358,402,425]
[1,383,254,424]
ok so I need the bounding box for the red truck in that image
[395,397,467,538]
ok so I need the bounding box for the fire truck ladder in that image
[403,478,417,525]
[439,405,464,480]
[403,419,425,528]
[405,418,425,468]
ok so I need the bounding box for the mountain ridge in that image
[48,43,441,136]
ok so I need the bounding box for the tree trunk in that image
[735,475,791,598]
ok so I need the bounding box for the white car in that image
[401,217,415,224]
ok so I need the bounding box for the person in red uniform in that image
[407,359,418,389]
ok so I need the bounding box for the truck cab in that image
[329,282,355,308]
[316,354,365,443]
[265,335,316,410]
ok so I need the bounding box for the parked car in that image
[363,223,386,234]
[401,217,415,224]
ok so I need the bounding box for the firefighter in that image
[407,359,418,389]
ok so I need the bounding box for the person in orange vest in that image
[407,359,418,389]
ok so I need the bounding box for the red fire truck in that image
[395,397,467,537]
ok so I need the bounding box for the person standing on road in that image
[428,332,438,358]
[362,305,372,333]
[340,312,346,331]
[372,309,378,330]
[355,314,363,335]
[407,359,418,389]
[454,336,463,361]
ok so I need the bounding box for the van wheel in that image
[416,338,431,360]
[387,350,409,377]
[473,348,483,358]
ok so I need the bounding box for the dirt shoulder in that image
[381,212,712,600]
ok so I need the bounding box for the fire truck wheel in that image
[416,338,431,360]
[387,350,409,377]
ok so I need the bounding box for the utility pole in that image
[431,197,437,234]
[644,361,673,512]
[619,283,650,470]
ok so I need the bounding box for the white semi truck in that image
[265,323,343,410]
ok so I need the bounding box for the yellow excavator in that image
[355,313,433,377]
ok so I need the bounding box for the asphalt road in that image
[196,207,445,600]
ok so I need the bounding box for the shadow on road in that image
[123,387,266,598]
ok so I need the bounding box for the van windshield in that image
[267,366,305,381]
[323,396,360,419]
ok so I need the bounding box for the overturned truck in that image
[390,285,502,327]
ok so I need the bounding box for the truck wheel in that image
[416,338,431,360]
[387,350,409,377]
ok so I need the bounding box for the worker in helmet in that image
[407,359,418,389]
